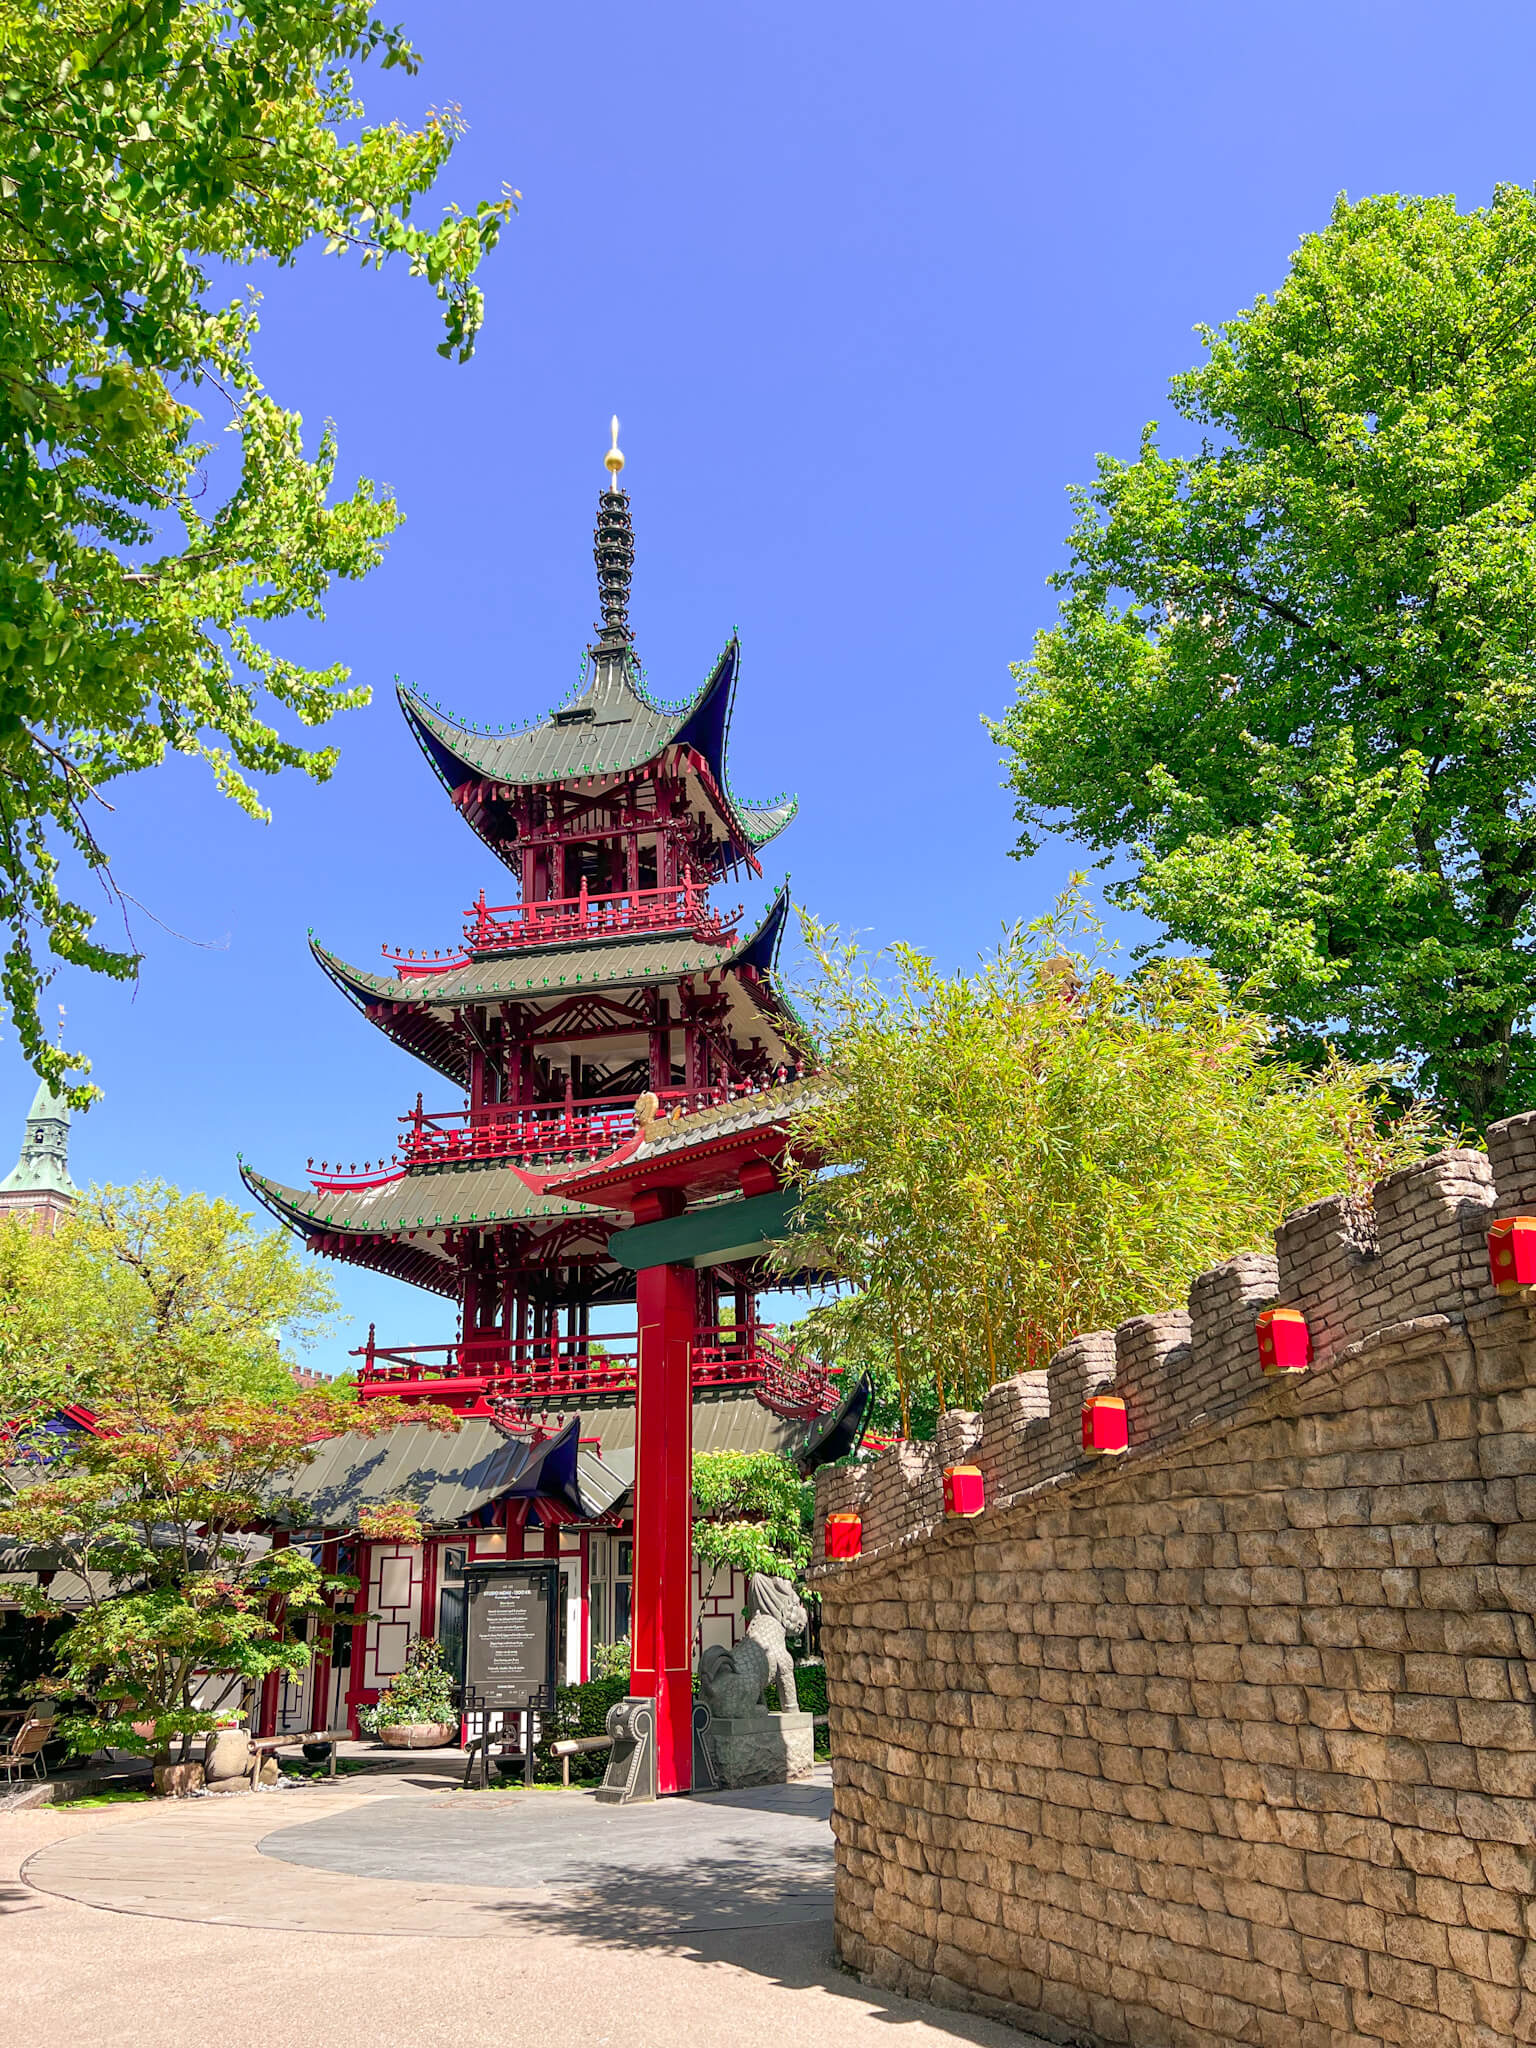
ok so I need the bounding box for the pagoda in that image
[242,426,821,1419]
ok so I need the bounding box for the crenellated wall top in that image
[812,1113,1536,1574]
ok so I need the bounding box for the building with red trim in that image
[241,437,836,1737]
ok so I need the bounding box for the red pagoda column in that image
[632,1259,694,1794]
[630,1190,694,1794]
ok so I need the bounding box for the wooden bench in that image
[247,1728,352,1782]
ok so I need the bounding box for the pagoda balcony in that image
[352,1324,841,1419]
[379,879,742,977]
[464,876,741,955]
[302,1078,793,1191]
[398,1083,739,1169]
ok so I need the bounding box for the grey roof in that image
[241,1158,614,1241]
[404,656,688,788]
[574,1449,631,1518]
[310,886,801,1091]
[628,1075,827,1164]
[399,641,796,855]
[549,1074,827,1210]
[574,1394,802,1484]
[318,929,747,1011]
[0,1566,122,1608]
[318,884,794,1014]
[272,1420,628,1531]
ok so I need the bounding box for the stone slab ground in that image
[0,1767,1047,2048]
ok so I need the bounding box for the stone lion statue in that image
[698,1634,769,1720]
[747,1572,806,1713]
[697,1573,807,1718]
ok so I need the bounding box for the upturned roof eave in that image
[310,886,799,1018]
[396,642,795,873]
[309,935,469,1089]
[739,794,799,851]
[239,1160,616,1241]
[669,640,796,870]
[548,1073,825,1204]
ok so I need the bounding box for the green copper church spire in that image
[0,1077,78,1201]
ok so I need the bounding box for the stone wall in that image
[813,1118,1536,2048]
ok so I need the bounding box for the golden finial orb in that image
[604,414,625,489]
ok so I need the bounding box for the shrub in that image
[533,1672,632,1784]
[358,1637,456,1734]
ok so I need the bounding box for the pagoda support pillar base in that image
[631,1254,694,1795]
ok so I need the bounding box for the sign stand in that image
[460,1561,561,1788]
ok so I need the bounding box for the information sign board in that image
[461,1560,561,1714]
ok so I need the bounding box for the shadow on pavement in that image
[259,1772,1034,2044]
[466,1837,832,1934]
[460,1857,1028,2044]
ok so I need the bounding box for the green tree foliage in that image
[0,2,514,1095]
[3,1380,454,1760]
[786,1300,940,1444]
[0,1178,339,1415]
[0,1178,453,1756]
[691,1450,812,1592]
[784,891,1441,1430]
[534,1670,631,1785]
[989,188,1536,1127]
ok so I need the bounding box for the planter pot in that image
[153,1761,205,1798]
[378,1721,456,1750]
[492,1753,527,1784]
[301,1741,334,1765]
[204,1727,251,1784]
[130,1720,158,1743]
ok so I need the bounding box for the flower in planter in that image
[357,1637,456,1733]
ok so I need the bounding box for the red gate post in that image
[631,1255,695,1794]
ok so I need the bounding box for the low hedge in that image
[531,1672,631,1784]
[793,1659,828,1718]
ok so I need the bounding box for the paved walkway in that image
[260,1776,835,1933]
[0,1770,1050,2048]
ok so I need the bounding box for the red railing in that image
[465,875,741,954]
[353,1323,841,1417]
[307,1158,405,1193]
[397,1082,753,1168]
[305,1073,800,1191]
[375,877,739,976]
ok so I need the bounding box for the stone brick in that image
[815,1154,1536,2048]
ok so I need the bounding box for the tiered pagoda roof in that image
[241,1159,617,1298]
[242,429,810,1350]
[400,474,795,882]
[401,639,797,877]
[311,886,798,1088]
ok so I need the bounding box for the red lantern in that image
[1081,1393,1128,1457]
[824,1511,863,1560]
[1489,1217,1536,1294]
[1256,1306,1311,1373]
[942,1465,985,1517]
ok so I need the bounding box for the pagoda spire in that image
[592,416,635,656]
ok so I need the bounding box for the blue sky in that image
[27,1,1536,1371]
